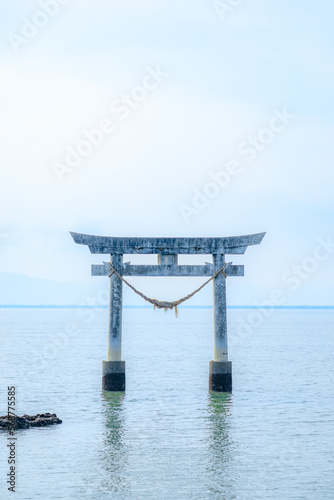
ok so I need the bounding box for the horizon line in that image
[0,305,333,309]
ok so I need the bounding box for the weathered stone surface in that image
[0,413,62,430]
[71,231,265,394]
[91,262,245,277]
[209,361,232,392]
[70,231,266,255]
[102,360,126,391]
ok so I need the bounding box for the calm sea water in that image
[0,308,333,499]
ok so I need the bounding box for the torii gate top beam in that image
[70,232,265,255]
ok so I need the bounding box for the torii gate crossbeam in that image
[70,231,265,392]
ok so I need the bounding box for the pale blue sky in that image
[0,0,333,305]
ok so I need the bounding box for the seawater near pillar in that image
[102,254,126,391]
[209,253,232,392]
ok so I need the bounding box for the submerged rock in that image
[0,413,62,430]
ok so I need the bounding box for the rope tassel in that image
[108,262,229,317]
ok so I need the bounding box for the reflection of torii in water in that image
[71,231,265,393]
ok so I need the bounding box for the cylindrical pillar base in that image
[209,360,232,392]
[102,361,126,391]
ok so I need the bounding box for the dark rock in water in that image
[0,413,62,430]
[22,413,62,427]
[0,415,30,430]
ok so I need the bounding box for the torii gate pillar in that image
[102,254,126,391]
[70,231,265,393]
[210,253,232,391]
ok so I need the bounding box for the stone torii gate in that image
[70,231,265,392]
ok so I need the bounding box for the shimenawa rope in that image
[108,262,229,317]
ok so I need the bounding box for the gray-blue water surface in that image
[0,308,333,499]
